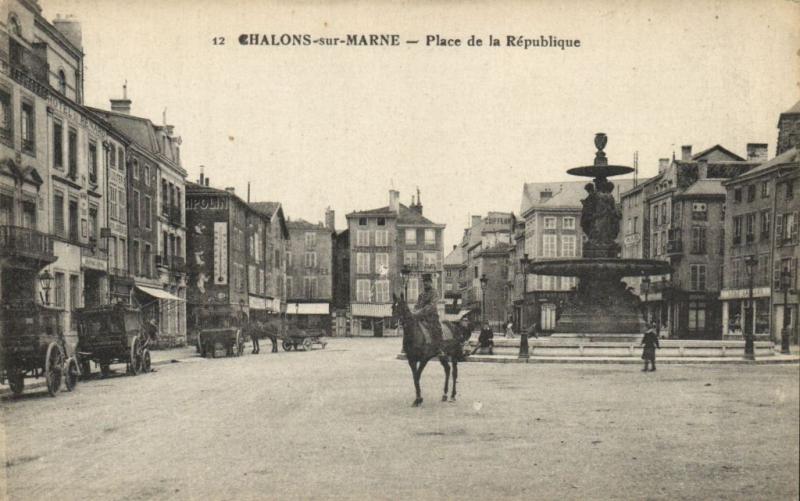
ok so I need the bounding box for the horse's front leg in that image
[450,360,458,401]
[439,357,450,401]
[408,360,422,406]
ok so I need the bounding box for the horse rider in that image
[413,274,444,347]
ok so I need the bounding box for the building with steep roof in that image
[344,189,445,336]
[720,101,800,345]
[620,144,760,339]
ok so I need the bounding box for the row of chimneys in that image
[388,189,423,215]
[657,143,770,174]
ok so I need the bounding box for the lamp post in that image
[780,269,793,354]
[744,255,757,360]
[519,253,530,359]
[641,276,651,324]
[401,264,411,299]
[479,273,488,325]
[39,269,53,306]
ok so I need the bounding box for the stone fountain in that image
[527,133,671,339]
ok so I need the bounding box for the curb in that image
[396,354,800,365]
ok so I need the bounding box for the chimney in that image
[225,187,235,194]
[681,145,692,161]
[746,143,768,162]
[471,215,482,227]
[325,207,335,231]
[204,177,209,187]
[53,14,82,51]
[658,158,670,174]
[389,190,399,213]
[110,81,131,114]
[540,188,553,201]
[410,189,423,215]
[697,159,708,179]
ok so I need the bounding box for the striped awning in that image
[351,303,393,318]
[136,285,183,301]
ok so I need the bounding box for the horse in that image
[392,294,474,407]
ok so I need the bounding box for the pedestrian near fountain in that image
[641,322,659,372]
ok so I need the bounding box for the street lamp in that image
[641,276,651,324]
[780,269,793,354]
[744,255,757,361]
[38,270,53,306]
[401,264,411,299]
[479,273,488,325]
[519,253,530,358]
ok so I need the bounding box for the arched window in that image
[9,14,22,37]
[58,70,67,94]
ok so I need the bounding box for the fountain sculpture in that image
[527,134,672,337]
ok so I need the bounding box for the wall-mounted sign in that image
[214,222,228,285]
[81,255,107,271]
[187,196,228,211]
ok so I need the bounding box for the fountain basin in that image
[527,258,671,278]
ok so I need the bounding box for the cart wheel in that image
[282,340,292,351]
[45,342,64,397]
[65,357,79,391]
[142,349,151,373]
[303,338,313,351]
[80,359,92,379]
[129,336,142,375]
[100,363,111,377]
[8,371,24,395]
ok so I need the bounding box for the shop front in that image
[721,287,772,341]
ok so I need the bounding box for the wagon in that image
[281,326,327,351]
[0,301,78,396]
[75,303,151,378]
[196,310,245,358]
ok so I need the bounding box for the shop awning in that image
[287,302,330,315]
[351,303,393,318]
[135,285,183,301]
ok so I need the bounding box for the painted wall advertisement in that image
[214,222,228,285]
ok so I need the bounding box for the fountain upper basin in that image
[527,258,671,278]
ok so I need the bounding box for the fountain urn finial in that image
[594,132,608,167]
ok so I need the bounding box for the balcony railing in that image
[0,225,56,263]
[8,39,49,97]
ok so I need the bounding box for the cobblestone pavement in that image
[1,338,798,501]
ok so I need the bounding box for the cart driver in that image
[413,274,443,347]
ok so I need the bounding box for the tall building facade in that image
[721,102,800,344]
[285,211,335,333]
[346,189,445,337]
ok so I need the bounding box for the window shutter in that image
[775,214,783,247]
[774,260,782,290]
[794,212,799,244]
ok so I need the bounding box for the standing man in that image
[413,274,443,347]
[641,322,660,372]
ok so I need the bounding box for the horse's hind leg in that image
[440,357,450,401]
[450,360,458,401]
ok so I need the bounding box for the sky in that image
[40,0,800,249]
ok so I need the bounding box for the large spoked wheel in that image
[282,340,293,352]
[65,357,79,391]
[141,349,151,373]
[302,338,313,351]
[45,342,64,397]
[129,336,143,375]
[8,370,24,395]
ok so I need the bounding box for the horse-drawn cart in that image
[75,304,151,378]
[196,308,245,358]
[0,302,78,396]
[280,326,327,351]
